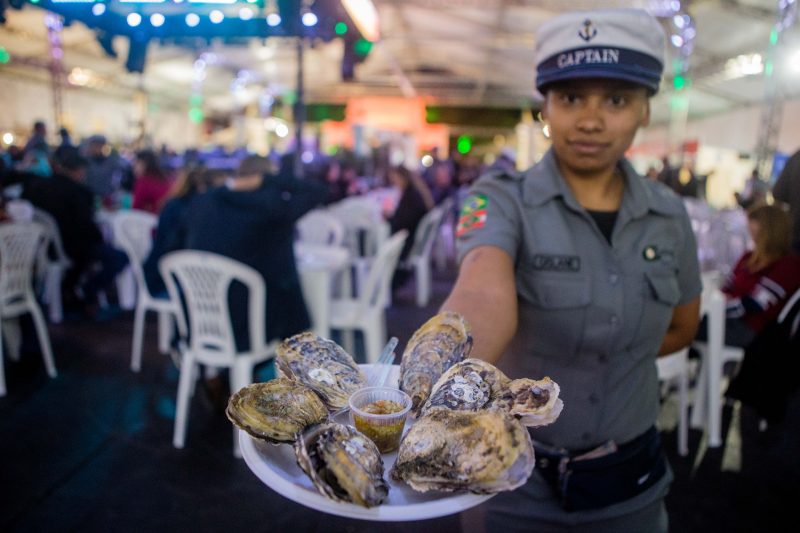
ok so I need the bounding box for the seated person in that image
[183,155,327,349]
[22,147,127,316]
[132,149,172,214]
[697,204,800,348]
[386,165,433,290]
[143,165,225,296]
[387,165,433,260]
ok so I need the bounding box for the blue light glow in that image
[91,3,106,15]
[127,13,142,27]
[150,13,165,27]
[267,13,281,26]
[209,10,224,23]
[186,13,200,27]
[239,7,254,20]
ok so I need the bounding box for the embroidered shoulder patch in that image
[456,194,488,237]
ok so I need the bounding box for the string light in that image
[127,13,142,27]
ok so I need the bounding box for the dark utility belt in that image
[533,426,667,512]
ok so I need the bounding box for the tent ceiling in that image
[1,0,798,125]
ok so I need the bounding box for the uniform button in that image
[610,315,619,326]
[609,273,619,284]
[589,393,599,404]
[598,354,608,363]
[582,432,591,441]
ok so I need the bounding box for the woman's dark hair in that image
[135,149,165,180]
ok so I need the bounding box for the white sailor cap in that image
[534,8,666,94]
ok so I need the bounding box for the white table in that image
[295,243,349,338]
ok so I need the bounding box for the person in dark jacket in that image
[774,148,800,252]
[183,155,327,349]
[387,165,433,262]
[22,146,127,313]
[387,165,433,290]
[143,165,225,296]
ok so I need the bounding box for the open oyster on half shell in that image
[399,312,473,416]
[226,378,329,444]
[276,332,366,411]
[492,377,564,428]
[418,359,564,428]
[391,408,535,494]
[295,422,389,508]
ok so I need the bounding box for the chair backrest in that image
[296,210,345,247]
[355,230,408,314]
[159,250,266,364]
[406,205,447,262]
[0,222,45,315]
[31,208,71,266]
[112,210,158,297]
[6,200,34,222]
[329,197,386,258]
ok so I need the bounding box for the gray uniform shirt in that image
[457,149,702,451]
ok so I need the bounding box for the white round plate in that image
[239,364,493,521]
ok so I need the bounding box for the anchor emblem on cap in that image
[578,19,597,42]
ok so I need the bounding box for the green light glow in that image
[335,22,348,35]
[354,39,373,56]
[770,29,778,46]
[456,135,472,154]
[765,60,774,77]
[0,47,9,65]
[673,75,686,90]
[189,107,204,124]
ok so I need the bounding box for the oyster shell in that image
[399,312,473,415]
[276,332,366,411]
[391,408,535,494]
[419,358,510,416]
[295,422,389,508]
[490,377,564,428]
[226,378,329,444]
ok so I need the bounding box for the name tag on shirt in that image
[531,254,581,272]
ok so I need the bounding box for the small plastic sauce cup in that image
[349,387,412,453]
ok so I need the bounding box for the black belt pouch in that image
[536,427,667,512]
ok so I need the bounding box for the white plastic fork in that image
[326,337,400,422]
[367,336,399,388]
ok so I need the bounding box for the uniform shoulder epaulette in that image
[484,168,524,182]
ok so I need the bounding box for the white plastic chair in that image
[690,284,744,448]
[657,348,690,457]
[0,222,57,397]
[112,210,176,372]
[433,197,456,272]
[296,210,345,247]
[328,230,408,364]
[400,205,447,307]
[329,197,390,297]
[159,250,278,457]
[31,208,72,324]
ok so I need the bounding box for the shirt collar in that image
[522,148,673,218]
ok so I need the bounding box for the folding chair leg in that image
[131,305,146,372]
[678,364,689,457]
[157,311,171,354]
[341,329,355,356]
[2,320,22,362]
[30,305,57,378]
[415,261,431,307]
[173,356,195,449]
[46,266,64,324]
[363,315,386,364]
